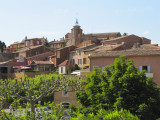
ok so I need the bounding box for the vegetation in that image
[0,73,85,118]
[123,33,128,36]
[44,38,50,47]
[72,64,80,71]
[1,56,160,120]
[76,56,160,120]
[0,40,6,53]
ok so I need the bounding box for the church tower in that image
[70,19,83,46]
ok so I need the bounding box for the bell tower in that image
[71,19,83,46]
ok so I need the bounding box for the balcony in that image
[145,73,154,78]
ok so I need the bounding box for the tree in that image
[76,56,160,120]
[0,73,85,118]
[0,74,64,117]
[0,41,6,53]
[44,38,50,47]
[123,33,128,36]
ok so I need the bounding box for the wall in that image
[0,53,14,62]
[59,66,66,74]
[54,91,81,107]
[11,71,50,81]
[90,55,160,86]
[70,50,92,68]
[56,46,75,67]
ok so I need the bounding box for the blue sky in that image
[0,0,160,46]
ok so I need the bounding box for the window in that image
[83,58,87,64]
[62,103,70,109]
[52,44,56,47]
[57,51,60,58]
[72,52,75,56]
[30,40,33,45]
[78,59,82,65]
[71,59,75,65]
[37,41,40,44]
[62,91,68,97]
[78,50,81,55]
[61,67,64,73]
[19,55,24,62]
[139,66,151,73]
[25,41,29,46]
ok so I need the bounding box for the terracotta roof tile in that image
[90,48,160,58]
[58,60,73,66]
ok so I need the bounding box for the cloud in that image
[142,32,149,35]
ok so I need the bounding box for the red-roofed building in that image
[58,60,73,74]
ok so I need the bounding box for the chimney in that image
[25,36,27,40]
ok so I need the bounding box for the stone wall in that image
[0,53,14,62]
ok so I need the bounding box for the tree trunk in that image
[30,101,35,118]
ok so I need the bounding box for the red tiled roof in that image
[90,47,160,58]
[58,60,73,66]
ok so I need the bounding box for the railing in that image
[145,73,154,78]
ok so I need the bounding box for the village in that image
[0,20,160,109]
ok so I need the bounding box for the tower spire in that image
[75,18,79,26]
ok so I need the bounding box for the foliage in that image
[0,40,6,53]
[72,64,80,71]
[69,108,139,120]
[0,102,64,120]
[0,73,85,117]
[123,33,128,36]
[82,66,87,69]
[44,38,50,47]
[75,56,160,120]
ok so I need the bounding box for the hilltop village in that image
[1,21,160,107]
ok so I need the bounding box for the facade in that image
[89,44,160,86]
[49,40,67,49]
[24,37,45,48]
[69,44,98,68]
[4,41,25,53]
[54,91,80,107]
[58,60,73,74]
[30,60,54,72]
[53,45,76,67]
[14,45,50,62]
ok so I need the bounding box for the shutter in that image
[139,66,142,71]
[148,66,151,73]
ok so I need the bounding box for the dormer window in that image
[37,41,39,45]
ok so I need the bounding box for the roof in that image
[14,45,44,53]
[85,32,121,36]
[58,60,73,66]
[90,47,160,58]
[83,44,122,52]
[25,37,45,41]
[49,40,66,44]
[31,60,54,65]
[101,34,151,43]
